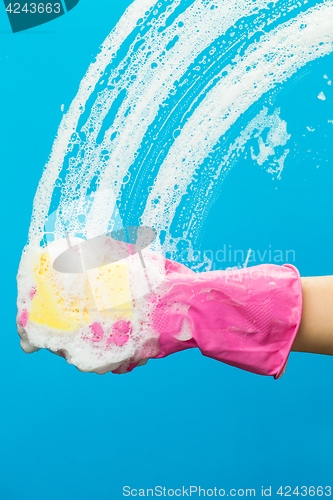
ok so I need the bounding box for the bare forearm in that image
[291,276,333,355]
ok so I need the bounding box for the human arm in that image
[291,276,333,356]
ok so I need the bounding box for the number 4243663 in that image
[6,3,61,14]
[277,487,331,497]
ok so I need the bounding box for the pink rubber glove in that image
[115,259,302,379]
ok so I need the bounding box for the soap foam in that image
[17,0,333,373]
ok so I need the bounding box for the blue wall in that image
[0,1,332,499]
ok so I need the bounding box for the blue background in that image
[0,1,332,499]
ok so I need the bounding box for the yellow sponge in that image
[87,262,132,311]
[29,253,89,331]
[29,252,133,332]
